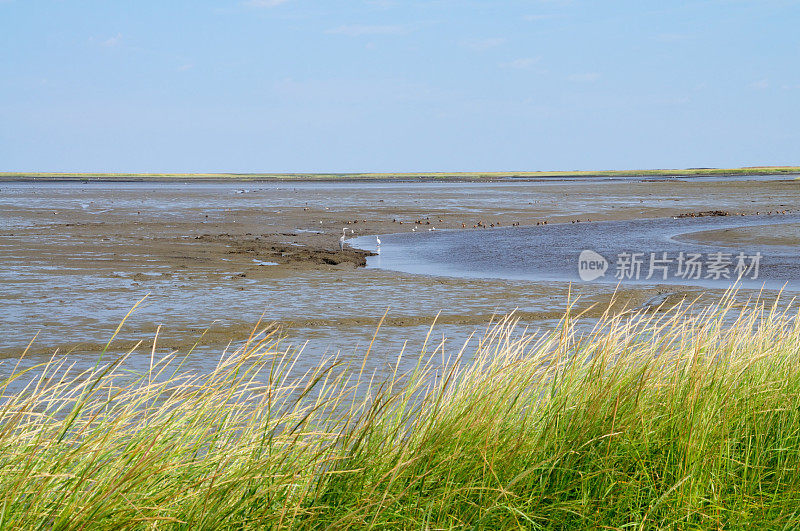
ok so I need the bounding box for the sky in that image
[1,0,799,173]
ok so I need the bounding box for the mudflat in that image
[1,176,798,366]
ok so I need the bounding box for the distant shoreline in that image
[1,167,799,182]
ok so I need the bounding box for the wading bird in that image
[339,228,350,251]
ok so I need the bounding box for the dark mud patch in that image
[194,233,375,268]
[675,210,729,218]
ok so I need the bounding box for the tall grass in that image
[2,292,800,528]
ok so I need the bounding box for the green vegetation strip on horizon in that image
[2,166,800,181]
[2,292,800,528]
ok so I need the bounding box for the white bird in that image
[339,227,348,251]
[412,227,416,232]
[376,236,381,246]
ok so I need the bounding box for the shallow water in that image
[354,214,800,291]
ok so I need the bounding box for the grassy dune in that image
[1,166,800,182]
[2,294,800,528]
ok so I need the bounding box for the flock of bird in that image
[337,218,570,251]
[340,227,382,254]
[337,208,794,252]
[338,217,537,249]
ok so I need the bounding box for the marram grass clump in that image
[2,293,800,529]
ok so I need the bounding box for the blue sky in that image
[1,0,798,173]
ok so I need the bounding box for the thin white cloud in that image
[460,38,506,51]
[500,57,541,70]
[245,0,289,7]
[749,79,769,89]
[568,72,600,82]
[326,24,407,36]
[102,33,122,47]
[654,95,690,105]
[655,33,692,42]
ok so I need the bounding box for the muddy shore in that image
[1,176,798,359]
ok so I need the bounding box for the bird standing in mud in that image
[339,228,349,251]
